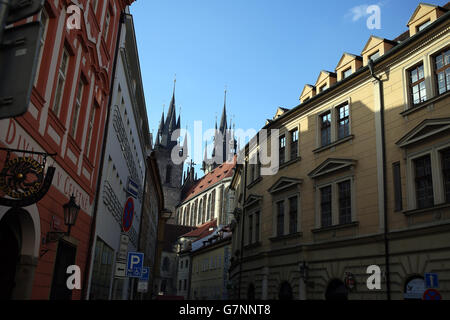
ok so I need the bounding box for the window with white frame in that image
[320,111,331,146]
[103,7,111,42]
[289,196,298,234]
[279,135,286,165]
[317,178,354,228]
[290,128,298,160]
[317,101,352,149]
[433,47,450,95]
[408,63,427,106]
[70,80,84,138]
[52,49,70,116]
[86,106,96,157]
[337,103,350,140]
[406,144,450,210]
[34,9,49,86]
[276,200,284,237]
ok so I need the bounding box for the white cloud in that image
[346,2,386,22]
[348,5,370,22]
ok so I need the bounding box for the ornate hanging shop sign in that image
[0,148,56,207]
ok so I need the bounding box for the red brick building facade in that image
[0,0,133,299]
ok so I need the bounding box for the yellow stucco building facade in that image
[229,3,450,300]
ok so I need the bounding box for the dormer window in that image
[319,84,328,93]
[342,68,353,79]
[417,19,431,32]
[369,50,380,62]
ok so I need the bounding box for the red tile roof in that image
[181,219,217,238]
[182,157,236,203]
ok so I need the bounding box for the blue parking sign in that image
[126,252,144,278]
[140,267,149,281]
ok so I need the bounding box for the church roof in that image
[181,219,217,238]
[182,156,236,203]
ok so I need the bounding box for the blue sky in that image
[130,0,448,172]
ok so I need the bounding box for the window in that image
[290,129,298,160]
[92,0,98,13]
[414,155,434,209]
[319,84,328,93]
[86,107,96,157]
[255,211,260,242]
[185,260,189,268]
[369,50,380,61]
[393,162,403,211]
[248,214,253,244]
[279,135,286,164]
[338,180,352,224]
[52,49,69,115]
[417,20,431,32]
[180,260,183,269]
[276,201,284,236]
[441,148,450,203]
[90,238,114,300]
[337,103,350,139]
[34,10,49,86]
[184,279,187,291]
[104,9,111,41]
[179,280,182,291]
[70,81,84,138]
[320,112,331,146]
[434,48,450,95]
[343,68,352,79]
[409,64,427,105]
[289,197,298,234]
[320,186,332,227]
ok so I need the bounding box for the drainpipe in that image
[238,154,248,299]
[368,59,391,300]
[82,12,125,300]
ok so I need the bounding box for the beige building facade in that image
[229,3,450,300]
[190,232,232,300]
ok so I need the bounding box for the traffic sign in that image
[425,273,439,289]
[423,288,442,300]
[122,197,134,232]
[118,234,129,261]
[126,252,144,278]
[140,267,149,281]
[137,280,148,293]
[126,177,140,199]
[114,262,126,278]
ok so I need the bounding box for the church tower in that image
[154,80,186,224]
[202,89,237,174]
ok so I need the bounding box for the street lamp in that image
[46,194,80,242]
[63,194,80,236]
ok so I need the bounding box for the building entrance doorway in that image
[49,240,77,300]
[0,213,21,299]
[325,279,348,300]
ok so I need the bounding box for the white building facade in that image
[85,11,150,300]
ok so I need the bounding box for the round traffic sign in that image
[423,288,442,300]
[122,197,134,232]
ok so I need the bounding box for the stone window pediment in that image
[396,118,450,148]
[268,177,302,194]
[244,194,262,208]
[308,158,356,179]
